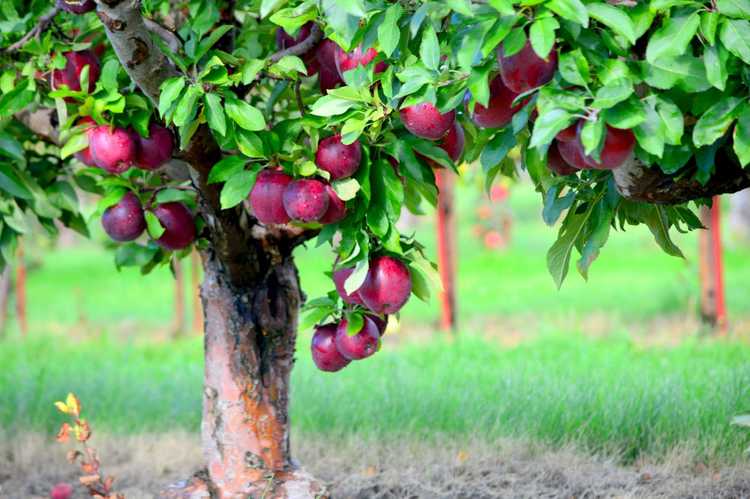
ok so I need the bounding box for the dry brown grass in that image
[2,431,750,498]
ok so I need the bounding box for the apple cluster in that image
[312,255,412,372]
[50,34,195,252]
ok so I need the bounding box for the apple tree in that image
[2,0,750,495]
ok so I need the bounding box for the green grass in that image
[2,333,749,464]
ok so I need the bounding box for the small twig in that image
[269,23,322,63]
[294,80,305,116]
[6,6,61,53]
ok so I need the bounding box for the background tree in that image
[2,0,750,496]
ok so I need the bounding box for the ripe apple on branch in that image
[3,0,750,496]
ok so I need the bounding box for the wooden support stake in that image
[699,196,727,335]
[173,258,185,338]
[435,169,457,332]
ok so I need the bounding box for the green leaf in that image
[224,96,266,131]
[420,24,441,71]
[0,164,32,199]
[634,98,666,157]
[704,45,728,91]
[481,128,516,183]
[310,95,359,116]
[172,85,202,127]
[580,117,605,156]
[208,156,247,184]
[558,49,590,86]
[260,0,286,18]
[733,104,750,166]
[547,197,598,289]
[529,17,559,59]
[642,205,684,258]
[155,188,195,205]
[501,28,527,58]
[145,210,166,239]
[719,19,750,64]
[204,93,227,136]
[590,78,633,109]
[195,25,233,62]
[645,12,700,63]
[60,132,88,159]
[655,96,684,146]
[693,96,744,147]
[642,55,711,92]
[701,11,719,45]
[378,4,403,57]
[530,108,575,148]
[220,169,258,209]
[717,0,750,19]
[158,77,186,119]
[577,201,614,279]
[546,0,589,27]
[587,3,637,45]
[235,130,265,158]
[344,259,369,295]
[241,59,265,84]
[333,178,360,201]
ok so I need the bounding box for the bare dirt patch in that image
[2,432,749,498]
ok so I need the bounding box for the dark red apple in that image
[320,184,346,224]
[101,192,146,242]
[75,116,97,166]
[557,136,591,170]
[547,141,578,175]
[283,178,329,222]
[359,256,412,314]
[333,267,365,305]
[315,134,361,179]
[152,202,196,250]
[57,0,95,13]
[276,22,319,75]
[400,102,456,140]
[423,121,465,169]
[250,169,293,225]
[88,125,137,174]
[311,324,350,372]
[468,75,523,129]
[497,40,558,93]
[367,313,389,336]
[50,482,73,499]
[134,123,174,170]
[335,45,387,76]
[51,50,100,94]
[576,122,636,170]
[319,65,344,93]
[335,316,380,360]
[316,40,344,92]
[556,124,577,143]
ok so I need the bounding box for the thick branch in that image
[5,6,61,53]
[269,23,321,62]
[613,147,750,204]
[95,0,178,106]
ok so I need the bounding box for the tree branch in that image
[95,0,178,106]
[5,6,61,53]
[613,147,750,204]
[269,23,322,63]
[143,17,181,53]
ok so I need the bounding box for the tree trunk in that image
[163,252,328,499]
[435,170,457,332]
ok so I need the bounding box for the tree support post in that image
[15,241,27,336]
[699,196,728,335]
[435,169,457,333]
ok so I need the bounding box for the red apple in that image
[358,256,412,314]
[311,324,350,372]
[335,316,380,360]
[152,202,196,250]
[467,75,523,129]
[497,40,558,93]
[88,125,137,174]
[333,267,365,305]
[319,184,346,224]
[101,192,146,242]
[134,123,173,170]
[400,102,456,140]
[250,169,293,225]
[283,178,329,222]
[50,482,73,499]
[556,124,577,143]
[74,116,97,166]
[334,45,387,76]
[315,134,361,180]
[547,141,578,175]
[423,121,465,169]
[276,22,319,75]
[577,122,636,170]
[51,50,100,94]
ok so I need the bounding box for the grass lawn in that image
[2,333,749,465]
